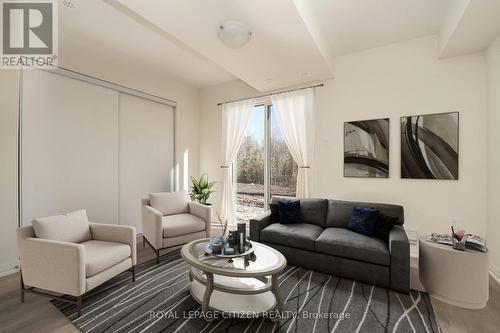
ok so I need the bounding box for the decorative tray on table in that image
[205,240,255,258]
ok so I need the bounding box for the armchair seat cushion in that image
[162,213,205,238]
[81,240,131,277]
[260,223,323,251]
[315,228,390,266]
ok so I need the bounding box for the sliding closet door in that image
[21,69,119,225]
[119,93,174,233]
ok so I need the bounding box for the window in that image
[235,105,265,221]
[235,104,297,222]
[269,105,298,198]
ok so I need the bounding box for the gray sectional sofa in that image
[249,197,410,293]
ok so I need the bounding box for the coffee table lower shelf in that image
[181,239,287,322]
[189,278,278,321]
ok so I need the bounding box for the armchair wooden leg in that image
[76,296,82,317]
[131,266,136,282]
[20,270,25,303]
[143,236,146,247]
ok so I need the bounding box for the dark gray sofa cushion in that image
[325,199,404,228]
[315,227,390,266]
[271,196,328,227]
[260,223,323,251]
[262,242,390,288]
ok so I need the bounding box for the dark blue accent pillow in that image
[270,203,280,224]
[278,200,302,224]
[347,207,379,236]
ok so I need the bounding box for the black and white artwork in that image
[401,112,459,180]
[344,118,389,178]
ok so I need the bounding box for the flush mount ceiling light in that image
[218,21,252,49]
[62,0,76,9]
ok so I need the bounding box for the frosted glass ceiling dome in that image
[217,21,252,49]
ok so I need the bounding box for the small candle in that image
[212,242,222,254]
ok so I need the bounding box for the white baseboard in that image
[490,265,500,285]
[0,259,19,278]
[0,268,19,278]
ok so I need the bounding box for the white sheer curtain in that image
[271,88,315,198]
[220,98,256,224]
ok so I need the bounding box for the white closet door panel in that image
[21,69,119,225]
[119,93,174,233]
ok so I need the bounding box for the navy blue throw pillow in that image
[270,203,280,224]
[347,207,379,236]
[278,200,302,224]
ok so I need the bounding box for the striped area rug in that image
[52,250,440,333]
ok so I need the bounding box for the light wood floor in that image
[409,259,500,333]
[1,237,499,333]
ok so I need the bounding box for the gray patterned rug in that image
[52,250,440,333]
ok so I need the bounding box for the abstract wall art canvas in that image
[401,112,459,180]
[344,118,389,178]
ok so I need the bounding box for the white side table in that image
[419,236,489,309]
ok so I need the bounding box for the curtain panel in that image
[220,98,256,224]
[271,87,315,198]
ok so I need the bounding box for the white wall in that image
[487,34,500,279]
[65,63,201,191]
[0,70,20,276]
[0,63,201,275]
[314,36,487,237]
[21,70,120,226]
[199,35,488,239]
[119,94,175,232]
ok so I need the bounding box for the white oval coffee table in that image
[181,239,287,321]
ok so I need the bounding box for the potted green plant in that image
[190,173,215,205]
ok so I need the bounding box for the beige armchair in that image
[16,209,136,317]
[142,191,211,263]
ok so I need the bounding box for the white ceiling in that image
[439,0,500,58]
[110,0,334,92]
[295,0,453,58]
[58,0,235,88]
[60,0,500,91]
